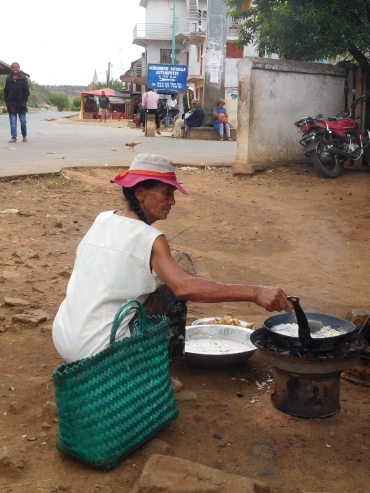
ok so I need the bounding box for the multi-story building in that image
[132,0,257,126]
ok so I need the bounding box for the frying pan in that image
[263,297,357,351]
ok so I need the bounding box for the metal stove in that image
[251,328,367,418]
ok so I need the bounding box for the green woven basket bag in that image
[51,300,179,471]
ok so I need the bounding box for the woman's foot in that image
[228,138,233,142]
[170,377,184,393]
[219,138,223,141]
[142,128,145,132]
[23,138,27,142]
[156,130,161,135]
[8,139,16,143]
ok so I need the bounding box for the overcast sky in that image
[1,1,145,86]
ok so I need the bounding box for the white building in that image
[132,0,258,126]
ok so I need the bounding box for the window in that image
[160,49,172,64]
[226,42,243,58]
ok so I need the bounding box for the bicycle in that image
[160,108,177,131]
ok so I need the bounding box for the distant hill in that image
[42,85,87,101]
[0,77,87,108]
[0,75,51,108]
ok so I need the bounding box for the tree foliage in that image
[49,94,70,111]
[223,0,370,68]
[72,97,81,108]
[92,79,123,91]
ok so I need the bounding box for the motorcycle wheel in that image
[310,139,344,178]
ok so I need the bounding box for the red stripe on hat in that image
[113,170,177,180]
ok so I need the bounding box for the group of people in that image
[171,94,233,141]
[134,89,183,135]
[134,86,233,141]
[4,66,233,144]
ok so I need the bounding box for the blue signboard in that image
[147,64,187,91]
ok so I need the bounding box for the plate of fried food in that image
[191,315,254,329]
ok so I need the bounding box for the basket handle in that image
[110,300,146,345]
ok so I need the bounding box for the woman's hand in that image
[252,286,293,313]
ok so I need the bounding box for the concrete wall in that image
[233,57,346,174]
[225,87,238,128]
[225,58,238,87]
[145,0,188,23]
[243,44,258,57]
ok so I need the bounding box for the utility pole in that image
[171,0,177,65]
[203,0,228,125]
[106,62,111,88]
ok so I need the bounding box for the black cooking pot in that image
[263,312,357,351]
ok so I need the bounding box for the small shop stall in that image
[79,88,130,120]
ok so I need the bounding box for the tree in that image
[223,0,370,69]
[72,97,81,108]
[92,79,123,91]
[0,87,4,103]
[49,94,69,111]
[110,79,124,91]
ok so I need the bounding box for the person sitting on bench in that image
[171,99,204,138]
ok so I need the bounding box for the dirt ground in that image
[0,162,369,493]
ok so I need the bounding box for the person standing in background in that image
[4,62,30,143]
[98,91,110,123]
[182,86,193,118]
[142,88,161,135]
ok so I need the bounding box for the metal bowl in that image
[191,317,254,328]
[185,324,256,368]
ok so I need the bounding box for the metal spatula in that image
[286,296,323,336]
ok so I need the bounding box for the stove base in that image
[271,367,341,418]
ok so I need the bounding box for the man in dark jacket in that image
[184,99,204,128]
[171,98,205,138]
[4,62,30,143]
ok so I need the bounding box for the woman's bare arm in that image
[151,235,291,313]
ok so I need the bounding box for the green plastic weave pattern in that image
[51,300,179,471]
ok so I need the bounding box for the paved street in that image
[0,111,237,177]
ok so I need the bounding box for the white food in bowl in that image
[271,322,343,338]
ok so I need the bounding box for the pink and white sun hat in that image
[110,154,188,195]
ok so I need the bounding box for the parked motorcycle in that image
[294,90,370,177]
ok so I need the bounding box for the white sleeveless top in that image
[52,211,164,362]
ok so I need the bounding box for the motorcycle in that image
[294,90,370,178]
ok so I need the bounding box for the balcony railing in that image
[176,16,207,38]
[133,17,243,46]
[133,23,173,45]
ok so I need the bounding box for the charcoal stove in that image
[250,297,368,418]
[251,328,367,417]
